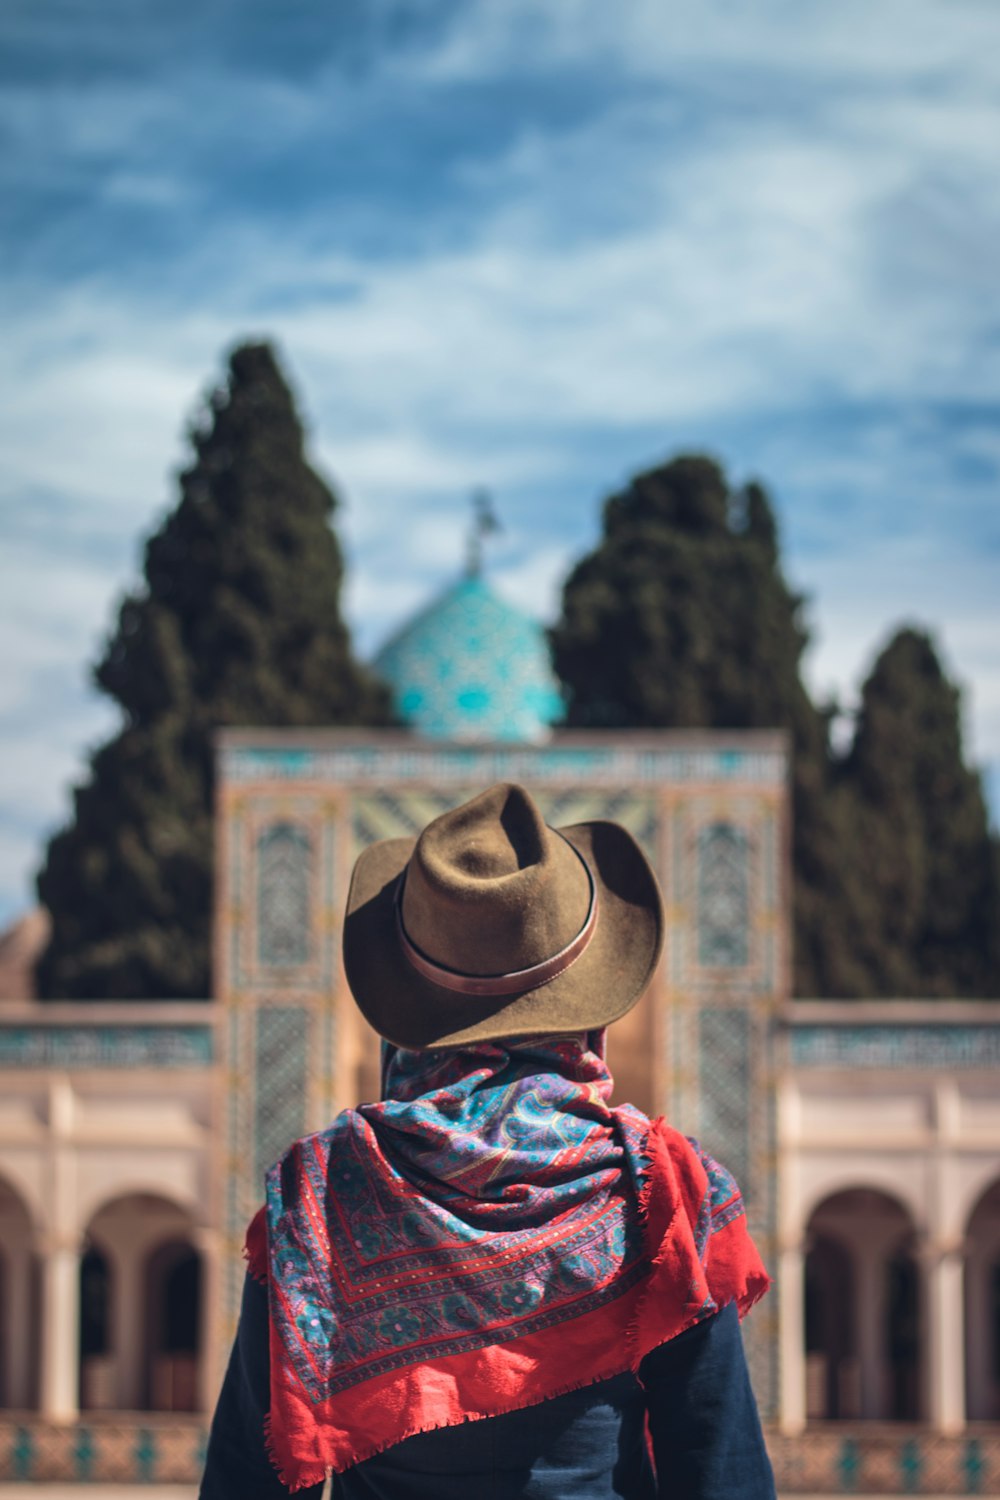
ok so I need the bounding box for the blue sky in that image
[1,0,999,927]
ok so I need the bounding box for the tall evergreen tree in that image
[37,341,392,999]
[841,628,1000,996]
[550,455,860,996]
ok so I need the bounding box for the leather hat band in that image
[395,846,599,999]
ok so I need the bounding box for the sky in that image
[1,0,999,928]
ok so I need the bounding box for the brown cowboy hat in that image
[343,783,664,1050]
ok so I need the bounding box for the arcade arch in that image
[965,1177,1000,1421]
[82,1191,203,1412]
[805,1187,921,1421]
[0,1174,35,1409]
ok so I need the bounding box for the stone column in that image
[37,1232,81,1422]
[192,1227,221,1413]
[778,1240,806,1433]
[926,1243,965,1432]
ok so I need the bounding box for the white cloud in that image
[406,0,1000,86]
[493,543,573,628]
[795,537,1000,763]
[0,546,120,715]
[2,0,999,917]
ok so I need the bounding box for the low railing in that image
[1,1418,997,1490]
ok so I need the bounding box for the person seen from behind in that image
[201,782,776,1497]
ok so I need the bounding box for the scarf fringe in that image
[255,1109,771,1491]
[625,1117,771,1366]
[266,1349,680,1491]
[625,1116,680,1363]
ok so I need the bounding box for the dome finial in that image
[465,488,501,577]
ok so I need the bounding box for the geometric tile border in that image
[3,1420,998,1490]
[767,1427,1000,1495]
[0,1418,208,1483]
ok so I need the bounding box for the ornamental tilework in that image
[257,823,313,968]
[228,801,338,992]
[744,1299,778,1424]
[0,1024,213,1068]
[532,789,658,861]
[222,741,787,788]
[352,787,659,863]
[663,793,782,994]
[659,792,781,1417]
[699,1007,751,1189]
[216,786,344,1385]
[3,1421,997,1490]
[374,575,563,743]
[254,1005,310,1186]
[792,1024,1000,1070]
[695,998,778,1416]
[697,823,750,967]
[658,999,700,1128]
[0,1419,209,1484]
[765,1427,1000,1494]
[353,789,466,847]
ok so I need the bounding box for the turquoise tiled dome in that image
[373,574,563,743]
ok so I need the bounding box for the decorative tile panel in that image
[254,1005,310,1185]
[352,788,659,863]
[222,741,787,788]
[791,1024,1000,1070]
[229,799,337,993]
[697,822,750,967]
[662,793,782,995]
[532,789,658,862]
[0,1024,213,1068]
[214,781,345,1387]
[257,823,313,968]
[766,1425,1000,1494]
[699,1006,751,1188]
[0,1418,209,1484]
[353,789,465,848]
[3,1418,996,1491]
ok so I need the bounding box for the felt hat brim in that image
[343,820,664,1050]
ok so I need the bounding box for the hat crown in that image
[402,785,590,977]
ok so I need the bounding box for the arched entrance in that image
[79,1244,113,1409]
[805,1233,855,1418]
[965,1177,1000,1420]
[81,1192,202,1411]
[0,1175,35,1409]
[806,1187,921,1420]
[146,1240,201,1412]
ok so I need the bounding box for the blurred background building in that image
[1,526,999,1492]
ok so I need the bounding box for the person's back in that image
[205,1278,773,1498]
[200,784,776,1499]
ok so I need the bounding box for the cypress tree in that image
[841,628,1000,996]
[550,455,858,996]
[37,341,392,999]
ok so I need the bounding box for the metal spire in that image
[465,488,501,577]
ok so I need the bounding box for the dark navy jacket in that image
[201,1274,775,1499]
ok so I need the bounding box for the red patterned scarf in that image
[245,1035,769,1491]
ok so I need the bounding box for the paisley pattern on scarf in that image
[246,1033,770,1488]
[262,1038,651,1399]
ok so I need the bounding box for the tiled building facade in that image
[1,578,999,1490]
